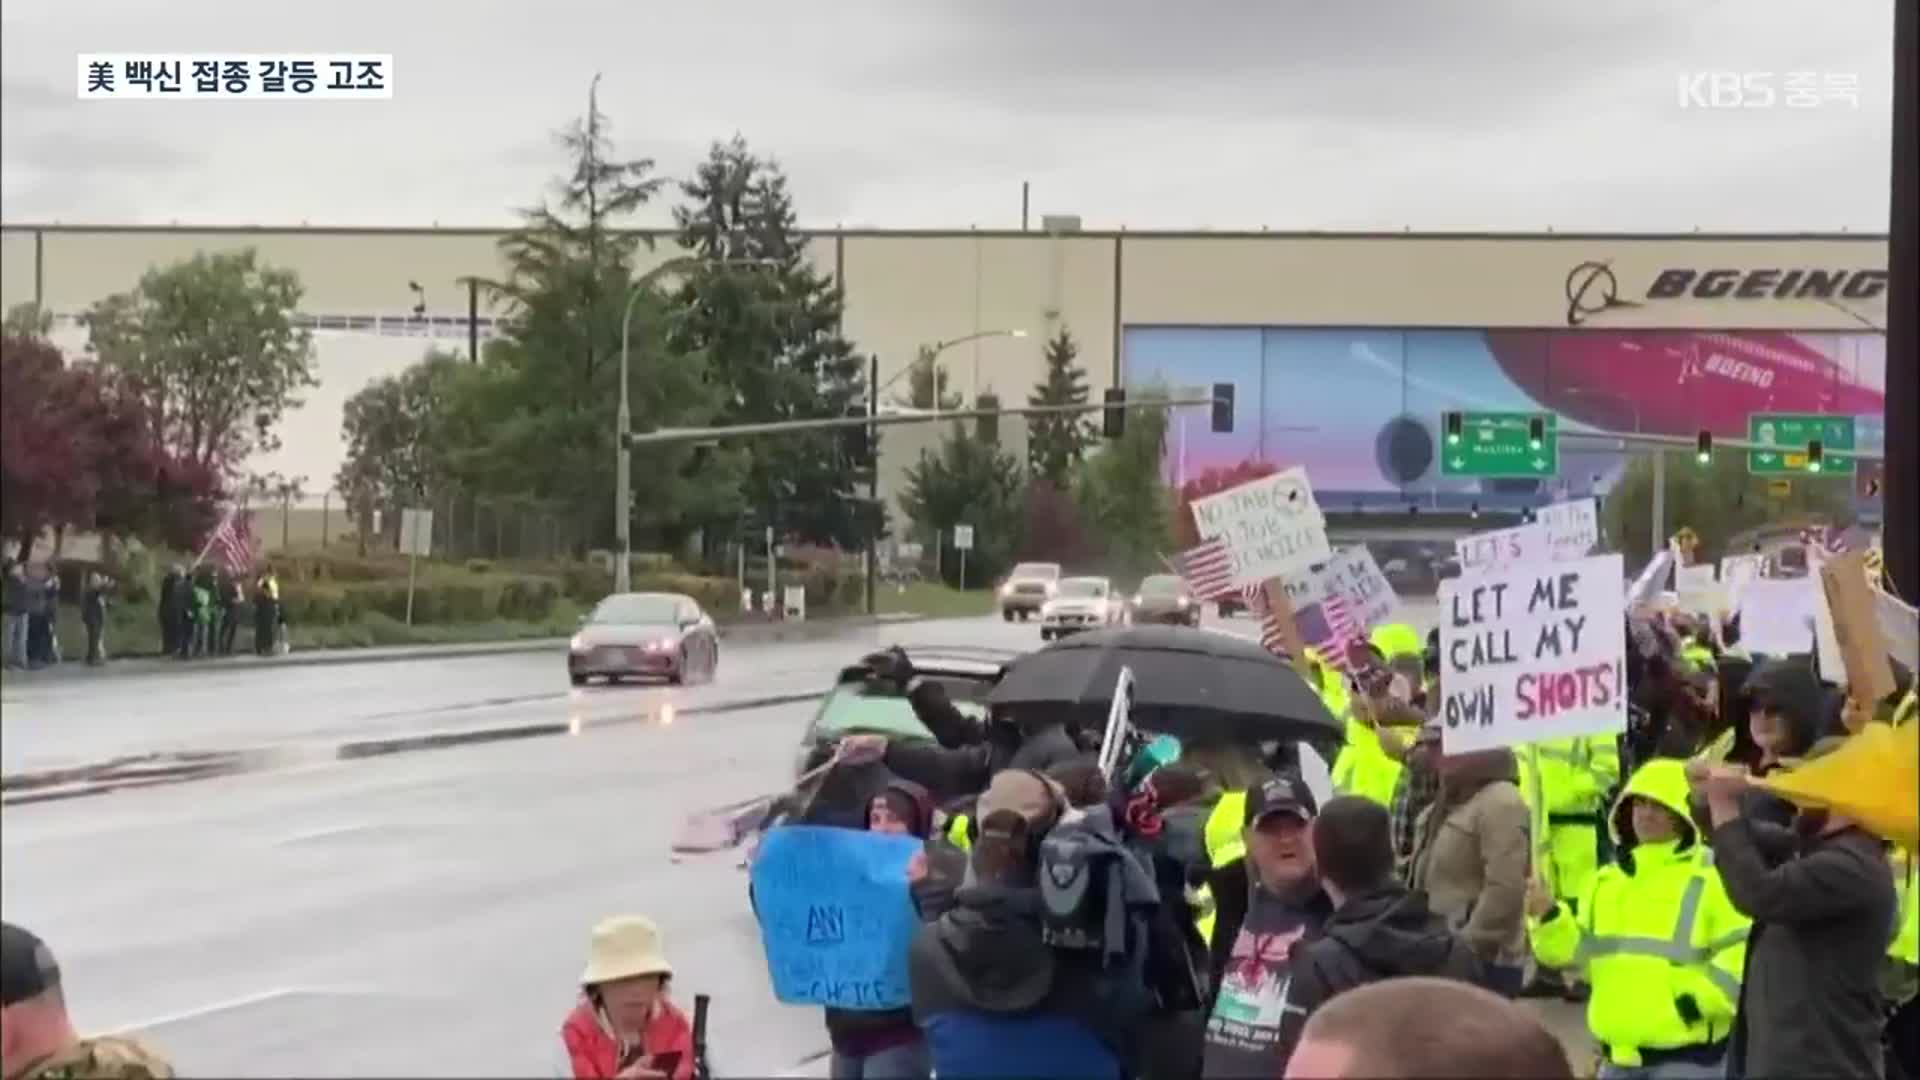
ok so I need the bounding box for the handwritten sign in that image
[1189,467,1333,585]
[1438,553,1627,754]
[1735,579,1818,657]
[1537,498,1600,561]
[750,825,921,1010]
[1330,547,1401,629]
[1455,523,1551,579]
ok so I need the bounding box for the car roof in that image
[833,645,1018,685]
[1060,575,1110,587]
[599,591,692,603]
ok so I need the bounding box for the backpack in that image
[1037,806,1151,965]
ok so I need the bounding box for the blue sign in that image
[750,825,921,1010]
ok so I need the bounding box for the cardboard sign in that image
[1537,498,1601,561]
[751,826,921,1010]
[1455,523,1552,579]
[1189,467,1333,585]
[1736,579,1819,657]
[1818,553,1898,705]
[1873,587,1919,676]
[1437,553,1627,754]
[1626,550,1676,608]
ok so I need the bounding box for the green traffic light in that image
[1696,452,1711,465]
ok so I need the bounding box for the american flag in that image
[204,508,258,574]
[1171,539,1236,600]
[1299,593,1362,673]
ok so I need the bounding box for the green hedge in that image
[280,573,564,626]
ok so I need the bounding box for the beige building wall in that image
[1,224,1887,539]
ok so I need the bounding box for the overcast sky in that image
[0,0,1896,231]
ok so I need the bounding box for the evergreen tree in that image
[670,135,870,548]
[1076,385,1172,575]
[1026,327,1092,488]
[900,426,1023,586]
[896,345,964,411]
[469,84,741,551]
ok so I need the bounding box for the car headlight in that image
[1132,594,1144,605]
[999,583,1013,597]
[1176,596,1190,608]
[570,635,588,652]
[1044,581,1058,596]
[645,639,676,652]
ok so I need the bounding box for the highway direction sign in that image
[1440,412,1559,479]
[1747,412,1856,476]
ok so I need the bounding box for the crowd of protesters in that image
[0,546,283,671]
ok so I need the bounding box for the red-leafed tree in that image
[1017,478,1097,568]
[1,333,223,552]
[1172,459,1280,548]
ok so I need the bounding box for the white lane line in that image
[106,985,383,1034]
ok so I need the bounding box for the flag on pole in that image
[204,507,257,574]
[1242,584,1292,657]
[1300,593,1361,673]
[1171,539,1235,600]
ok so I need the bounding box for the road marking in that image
[106,986,383,1034]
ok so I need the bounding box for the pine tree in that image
[896,345,964,411]
[1026,326,1092,489]
[670,136,870,547]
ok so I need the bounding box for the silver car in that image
[1040,576,1123,640]
[568,592,718,686]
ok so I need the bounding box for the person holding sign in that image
[558,915,694,1080]
[1526,758,1750,1079]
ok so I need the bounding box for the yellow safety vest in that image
[946,813,971,852]
[1192,790,1248,944]
[1529,760,1751,1068]
[1892,849,1919,967]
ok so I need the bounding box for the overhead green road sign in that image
[1439,411,1559,478]
[1747,412,1856,476]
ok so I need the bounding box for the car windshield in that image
[811,684,988,740]
[1138,575,1183,595]
[1011,563,1060,580]
[1058,578,1107,597]
[590,595,682,625]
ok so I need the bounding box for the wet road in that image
[5,601,1569,1078]
[0,617,1041,776]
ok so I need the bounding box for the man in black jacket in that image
[1271,796,1484,1070]
[1692,738,1895,1080]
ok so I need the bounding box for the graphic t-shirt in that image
[1201,885,1327,1078]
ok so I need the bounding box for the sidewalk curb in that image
[2,690,828,806]
[0,612,932,684]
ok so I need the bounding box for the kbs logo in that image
[1677,72,1774,109]
[1676,71,1861,110]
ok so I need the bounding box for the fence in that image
[256,487,585,563]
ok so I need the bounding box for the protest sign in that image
[1818,553,1898,705]
[1537,498,1601,561]
[1626,550,1675,608]
[1331,546,1401,629]
[1189,467,1333,585]
[1674,564,1723,615]
[750,825,921,1010]
[1438,553,1627,754]
[1736,579,1819,657]
[1718,554,1765,610]
[1873,587,1919,675]
[1455,522,1551,578]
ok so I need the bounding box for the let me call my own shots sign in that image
[1438,553,1628,755]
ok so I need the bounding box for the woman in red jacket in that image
[559,915,695,1080]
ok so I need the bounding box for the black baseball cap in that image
[1245,772,1318,827]
[1,922,60,1007]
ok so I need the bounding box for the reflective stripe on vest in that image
[1570,871,1742,1002]
[947,814,971,852]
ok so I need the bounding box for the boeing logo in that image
[1563,263,1887,326]
[1564,261,1641,327]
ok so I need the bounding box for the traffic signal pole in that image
[866,354,879,616]
[1887,0,1916,603]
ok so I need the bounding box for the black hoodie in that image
[1270,884,1485,1069]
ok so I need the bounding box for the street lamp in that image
[875,328,1029,408]
[615,256,772,593]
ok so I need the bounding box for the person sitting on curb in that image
[2,922,174,1080]
[558,916,694,1080]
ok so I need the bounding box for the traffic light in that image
[975,393,1000,445]
[1211,382,1235,434]
[840,407,872,466]
[1695,429,1712,464]
[1444,411,1464,445]
[1806,439,1824,473]
[1527,415,1546,451]
[1103,388,1127,438]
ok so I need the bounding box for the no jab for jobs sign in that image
[1438,553,1627,754]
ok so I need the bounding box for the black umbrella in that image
[988,624,1339,745]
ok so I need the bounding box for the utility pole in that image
[1887,0,1917,603]
[865,353,879,615]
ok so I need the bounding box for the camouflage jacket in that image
[15,1037,174,1080]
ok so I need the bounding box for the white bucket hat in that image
[581,915,674,986]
